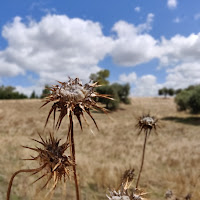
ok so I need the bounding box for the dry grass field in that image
[0,97,200,200]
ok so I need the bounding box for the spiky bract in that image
[136,114,158,135]
[42,77,111,130]
[23,133,74,189]
[121,169,135,190]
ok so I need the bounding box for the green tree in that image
[158,87,174,98]
[168,88,175,96]
[158,88,163,96]
[175,84,200,113]
[111,83,130,104]
[90,70,130,110]
[175,88,182,94]
[30,90,38,99]
[90,69,110,85]
[187,86,200,114]
[40,84,51,99]
[0,85,27,99]
[96,85,119,110]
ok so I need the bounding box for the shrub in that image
[175,85,200,113]
[187,87,200,114]
[96,85,120,110]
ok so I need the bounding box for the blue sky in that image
[1,0,200,96]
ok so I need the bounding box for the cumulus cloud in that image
[0,14,113,94]
[1,13,200,96]
[165,62,200,89]
[119,72,137,84]
[110,13,160,66]
[134,7,141,12]
[159,33,200,67]
[167,0,177,9]
[119,72,162,96]
[132,75,161,96]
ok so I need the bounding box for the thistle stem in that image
[136,130,148,188]
[69,112,80,200]
[7,164,47,200]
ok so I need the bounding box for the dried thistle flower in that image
[41,77,111,130]
[135,114,158,189]
[136,114,158,136]
[107,188,147,200]
[7,133,73,200]
[165,190,173,199]
[108,169,148,200]
[41,77,112,200]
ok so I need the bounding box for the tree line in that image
[0,70,131,111]
[0,85,50,99]
[158,85,200,114]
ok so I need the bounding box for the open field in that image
[0,98,200,200]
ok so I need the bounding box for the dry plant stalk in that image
[135,114,158,189]
[7,133,73,200]
[41,77,111,200]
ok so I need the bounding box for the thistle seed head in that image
[136,114,158,136]
[106,190,130,200]
[23,133,74,189]
[42,77,112,130]
[107,189,147,200]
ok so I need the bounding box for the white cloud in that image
[167,0,177,9]
[0,14,114,93]
[111,13,160,66]
[15,85,43,97]
[134,7,141,12]
[159,33,200,66]
[119,72,137,84]
[132,75,161,96]
[173,17,180,23]
[194,13,200,20]
[119,72,162,96]
[1,14,200,96]
[165,62,200,89]
[132,74,161,96]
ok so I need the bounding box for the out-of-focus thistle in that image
[107,189,147,200]
[107,169,148,200]
[135,114,158,189]
[41,77,112,200]
[7,133,73,200]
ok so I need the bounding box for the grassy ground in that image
[0,97,200,200]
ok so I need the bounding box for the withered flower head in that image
[7,133,73,200]
[42,77,111,130]
[136,114,158,136]
[107,189,147,200]
[23,133,74,189]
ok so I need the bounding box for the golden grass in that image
[0,97,200,200]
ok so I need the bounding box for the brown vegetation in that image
[0,97,200,200]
